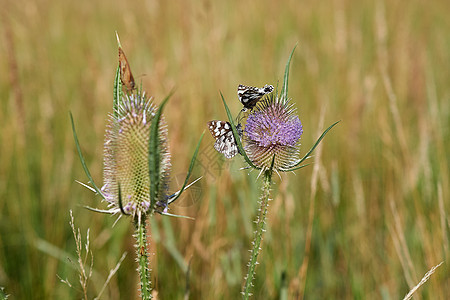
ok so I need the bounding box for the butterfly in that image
[207,120,242,159]
[237,84,274,111]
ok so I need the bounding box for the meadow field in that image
[0,0,449,298]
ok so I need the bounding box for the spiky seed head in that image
[103,93,171,217]
[243,94,303,172]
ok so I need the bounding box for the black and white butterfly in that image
[207,120,242,159]
[237,84,274,111]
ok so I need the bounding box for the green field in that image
[1,0,449,299]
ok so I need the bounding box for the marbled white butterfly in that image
[207,120,242,159]
[237,84,274,111]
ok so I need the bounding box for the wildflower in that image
[243,94,303,172]
[226,47,339,298]
[72,39,203,299]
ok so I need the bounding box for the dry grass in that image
[0,0,448,298]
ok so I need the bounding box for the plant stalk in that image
[242,169,273,299]
[135,217,152,300]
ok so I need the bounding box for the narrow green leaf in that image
[220,92,260,170]
[148,93,172,211]
[280,45,297,101]
[284,120,340,172]
[167,176,202,205]
[168,132,204,204]
[114,32,123,117]
[282,163,310,172]
[113,65,122,118]
[70,112,105,200]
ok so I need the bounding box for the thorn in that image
[115,31,122,48]
[76,180,96,193]
[83,206,116,214]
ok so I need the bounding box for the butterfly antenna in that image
[236,108,247,125]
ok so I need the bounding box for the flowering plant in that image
[70,38,202,299]
[217,47,339,298]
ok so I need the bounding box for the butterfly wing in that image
[207,120,239,159]
[214,132,238,159]
[237,84,274,110]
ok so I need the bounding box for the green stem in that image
[242,169,273,299]
[135,217,152,300]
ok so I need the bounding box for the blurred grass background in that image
[1,0,449,298]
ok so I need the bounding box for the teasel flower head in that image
[102,92,171,219]
[243,94,303,172]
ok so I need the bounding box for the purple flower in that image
[243,94,303,171]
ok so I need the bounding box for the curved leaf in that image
[284,121,340,172]
[220,92,260,170]
[280,45,297,101]
[113,65,121,118]
[117,182,129,215]
[70,112,106,200]
[148,93,173,211]
[114,32,123,117]
[168,133,204,204]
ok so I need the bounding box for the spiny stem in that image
[242,169,273,299]
[135,216,152,300]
